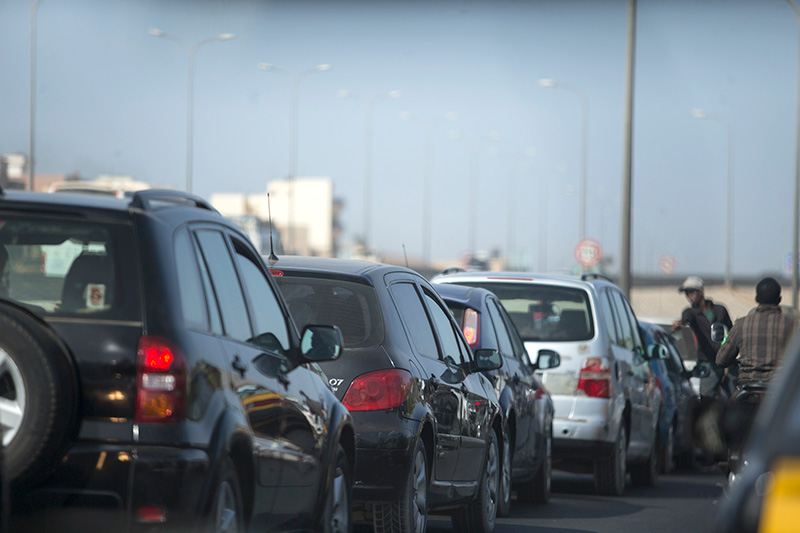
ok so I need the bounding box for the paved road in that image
[358,467,726,533]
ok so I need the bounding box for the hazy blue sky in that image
[0,0,797,278]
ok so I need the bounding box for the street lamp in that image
[539,78,589,241]
[787,0,800,308]
[149,28,235,195]
[692,108,734,288]
[338,90,401,256]
[28,0,42,191]
[449,130,501,258]
[399,111,457,265]
[259,62,331,254]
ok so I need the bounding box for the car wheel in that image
[532,427,552,504]
[0,305,77,488]
[496,428,512,517]
[594,424,627,496]
[208,458,243,533]
[452,430,499,533]
[373,438,427,533]
[660,423,675,475]
[323,444,352,533]
[631,431,659,487]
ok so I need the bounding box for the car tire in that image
[0,305,77,488]
[631,431,659,487]
[532,427,552,504]
[660,422,675,475]
[373,438,427,533]
[323,444,352,533]
[452,430,499,533]
[496,427,512,517]
[594,425,627,496]
[207,457,244,533]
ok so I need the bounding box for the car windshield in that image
[458,282,594,342]
[275,275,384,348]
[0,214,135,318]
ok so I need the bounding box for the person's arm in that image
[716,320,741,368]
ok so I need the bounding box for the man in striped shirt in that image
[716,277,800,385]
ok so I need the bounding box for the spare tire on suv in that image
[0,303,78,488]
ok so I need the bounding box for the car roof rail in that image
[129,189,219,214]
[581,272,615,283]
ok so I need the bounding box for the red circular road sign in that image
[574,238,602,267]
[659,255,676,276]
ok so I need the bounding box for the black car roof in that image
[270,256,410,280]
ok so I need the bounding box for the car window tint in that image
[174,229,208,331]
[487,299,514,358]
[195,230,252,342]
[193,234,223,335]
[495,301,527,360]
[275,275,383,348]
[232,240,289,354]
[598,290,621,347]
[390,282,438,359]
[610,290,635,350]
[618,295,644,351]
[459,282,593,342]
[424,292,467,365]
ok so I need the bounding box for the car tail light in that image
[577,357,610,398]
[462,308,480,347]
[135,336,186,423]
[136,506,166,523]
[341,369,412,411]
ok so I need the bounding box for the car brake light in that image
[341,369,412,411]
[136,336,186,423]
[577,357,610,398]
[462,308,480,347]
[269,270,284,276]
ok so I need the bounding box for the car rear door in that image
[387,275,463,482]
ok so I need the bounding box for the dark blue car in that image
[434,282,560,516]
[639,321,700,472]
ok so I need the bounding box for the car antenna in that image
[402,244,409,268]
[266,193,279,266]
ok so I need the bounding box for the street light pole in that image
[260,63,331,254]
[149,29,235,195]
[693,108,734,288]
[787,0,800,309]
[539,78,589,240]
[339,90,401,256]
[399,111,456,266]
[28,0,42,191]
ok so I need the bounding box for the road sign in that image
[574,238,601,267]
[659,255,676,276]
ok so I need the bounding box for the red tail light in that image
[462,308,480,347]
[135,336,186,423]
[341,369,412,411]
[577,357,610,398]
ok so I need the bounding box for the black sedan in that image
[434,282,560,516]
[270,257,505,533]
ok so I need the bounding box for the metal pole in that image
[539,169,548,272]
[363,100,374,254]
[507,157,516,268]
[620,0,637,298]
[289,74,300,254]
[788,0,800,308]
[468,140,479,257]
[578,89,588,240]
[422,122,433,266]
[28,0,41,191]
[186,45,196,194]
[725,120,734,288]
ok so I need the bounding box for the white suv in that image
[433,271,662,495]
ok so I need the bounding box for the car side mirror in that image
[711,322,728,344]
[532,349,561,371]
[691,363,711,379]
[646,344,668,361]
[300,324,344,362]
[473,348,503,372]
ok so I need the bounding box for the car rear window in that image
[0,213,139,320]
[458,282,594,342]
[275,274,384,348]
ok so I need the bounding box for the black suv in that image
[0,189,355,532]
[270,257,505,533]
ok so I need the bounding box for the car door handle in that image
[430,375,440,390]
[232,355,248,377]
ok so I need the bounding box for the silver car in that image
[432,271,662,496]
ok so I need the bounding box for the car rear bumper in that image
[11,443,210,532]
[351,413,417,502]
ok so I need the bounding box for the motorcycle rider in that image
[716,276,798,385]
[673,276,733,397]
